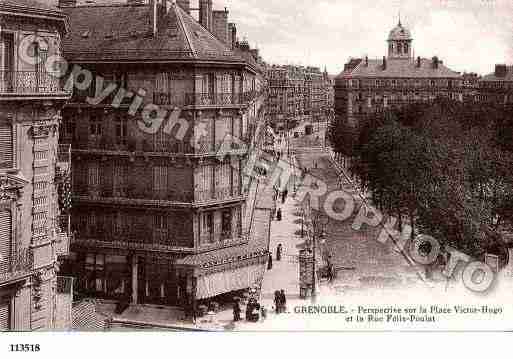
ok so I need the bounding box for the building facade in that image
[479,65,513,104]
[59,0,267,312]
[267,65,332,132]
[335,21,463,128]
[0,0,72,331]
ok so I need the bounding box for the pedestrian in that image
[327,262,334,283]
[276,243,282,261]
[233,299,241,322]
[280,289,287,313]
[274,291,281,314]
[284,188,288,200]
[260,305,267,321]
[267,252,273,270]
[246,299,254,322]
[276,208,282,221]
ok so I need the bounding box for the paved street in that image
[294,150,423,296]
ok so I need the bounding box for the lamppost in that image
[300,207,305,238]
[310,210,329,302]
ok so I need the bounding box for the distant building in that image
[479,65,513,104]
[335,20,463,128]
[58,0,267,313]
[0,0,72,330]
[267,65,332,131]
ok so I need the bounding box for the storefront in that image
[195,263,266,300]
[68,251,186,306]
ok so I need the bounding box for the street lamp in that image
[311,212,329,302]
[300,208,305,238]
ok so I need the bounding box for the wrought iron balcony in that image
[0,247,33,284]
[194,186,243,203]
[55,215,72,257]
[199,227,247,247]
[57,144,71,174]
[0,70,64,95]
[75,186,194,205]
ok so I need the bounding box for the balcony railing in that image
[0,70,62,94]
[199,227,246,246]
[57,144,71,174]
[55,215,72,257]
[76,186,194,204]
[194,186,243,203]
[185,92,238,106]
[153,91,266,107]
[0,247,33,283]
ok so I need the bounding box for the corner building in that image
[59,0,267,311]
[335,21,463,128]
[0,0,72,330]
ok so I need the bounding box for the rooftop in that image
[337,57,461,79]
[62,2,250,65]
[388,21,412,41]
[481,65,513,82]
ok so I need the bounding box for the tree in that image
[350,98,513,258]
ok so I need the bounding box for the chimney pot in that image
[432,56,439,69]
[382,56,387,70]
[199,0,213,32]
[417,56,421,68]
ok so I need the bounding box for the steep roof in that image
[62,2,247,64]
[337,57,461,79]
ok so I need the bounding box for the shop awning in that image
[196,263,266,300]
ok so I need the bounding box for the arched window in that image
[404,43,409,54]
[396,43,402,54]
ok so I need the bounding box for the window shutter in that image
[0,124,13,169]
[0,211,12,275]
[0,299,9,331]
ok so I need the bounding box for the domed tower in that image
[387,20,412,59]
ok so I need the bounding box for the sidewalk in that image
[260,188,303,305]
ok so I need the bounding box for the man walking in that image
[276,243,282,261]
[280,289,287,313]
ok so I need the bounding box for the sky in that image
[210,0,513,75]
[41,0,513,75]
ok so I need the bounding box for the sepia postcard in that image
[0,0,513,352]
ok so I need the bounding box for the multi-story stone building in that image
[335,20,463,128]
[267,64,331,132]
[0,0,72,331]
[479,65,513,104]
[58,0,267,313]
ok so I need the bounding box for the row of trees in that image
[329,99,513,258]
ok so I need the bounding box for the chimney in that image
[199,0,213,32]
[365,56,368,67]
[416,56,421,68]
[432,56,439,69]
[250,48,260,61]
[495,64,507,77]
[382,56,387,70]
[228,23,237,50]
[58,0,77,6]
[212,8,229,45]
[176,0,190,14]
[150,0,158,37]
